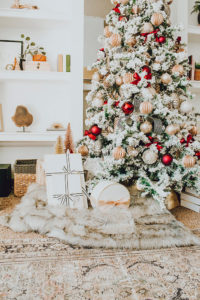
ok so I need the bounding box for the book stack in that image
[181,188,200,213]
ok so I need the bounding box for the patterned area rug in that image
[0,195,200,299]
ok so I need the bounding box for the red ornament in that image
[122,102,134,115]
[158,36,166,44]
[162,154,173,166]
[90,125,102,136]
[142,66,151,74]
[114,101,120,107]
[176,36,181,44]
[119,15,127,21]
[195,152,200,159]
[104,100,108,105]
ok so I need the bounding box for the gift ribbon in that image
[195,152,200,159]
[84,130,97,140]
[145,136,163,151]
[140,29,159,43]
[98,198,130,207]
[180,135,193,147]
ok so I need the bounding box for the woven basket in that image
[14,159,37,197]
[194,69,200,81]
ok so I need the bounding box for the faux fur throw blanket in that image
[0,184,199,250]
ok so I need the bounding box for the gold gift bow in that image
[98,198,130,207]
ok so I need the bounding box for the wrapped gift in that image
[91,181,130,209]
[44,151,88,208]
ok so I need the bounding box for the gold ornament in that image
[165,124,180,135]
[110,33,121,47]
[183,155,196,168]
[155,83,161,93]
[78,145,89,157]
[93,97,104,107]
[113,146,126,160]
[165,190,179,210]
[140,102,153,114]
[103,76,111,88]
[171,93,180,109]
[161,73,172,84]
[92,72,101,82]
[142,150,158,165]
[141,23,154,34]
[189,126,198,136]
[151,13,164,26]
[132,5,140,14]
[172,64,184,76]
[123,72,134,84]
[104,26,112,38]
[116,76,123,86]
[140,121,153,134]
[126,36,137,47]
[148,87,156,96]
[127,146,139,158]
[120,0,129,4]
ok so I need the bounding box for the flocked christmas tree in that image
[78,0,200,208]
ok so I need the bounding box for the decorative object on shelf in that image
[24,61,51,71]
[11,0,38,10]
[0,104,3,132]
[13,57,21,70]
[194,62,200,81]
[165,190,179,210]
[44,151,88,208]
[36,159,46,186]
[12,105,33,132]
[191,1,200,25]
[142,150,158,165]
[14,159,37,197]
[20,34,46,64]
[90,181,130,209]
[183,155,196,168]
[57,54,63,72]
[47,123,65,131]
[55,136,65,154]
[64,123,75,153]
[66,55,71,72]
[78,145,89,157]
[113,146,126,160]
[0,39,24,71]
[0,164,11,197]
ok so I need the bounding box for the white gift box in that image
[44,151,88,209]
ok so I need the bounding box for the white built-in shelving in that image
[188,25,200,36]
[0,132,65,143]
[0,71,71,82]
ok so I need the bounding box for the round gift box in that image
[91,181,130,209]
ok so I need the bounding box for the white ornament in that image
[141,23,154,34]
[93,97,104,107]
[142,150,158,165]
[180,101,193,114]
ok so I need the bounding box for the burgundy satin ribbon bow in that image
[145,136,163,151]
[180,135,193,147]
[113,3,121,14]
[195,152,200,159]
[140,29,159,42]
[84,130,96,141]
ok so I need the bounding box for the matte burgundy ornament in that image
[162,154,173,166]
[122,102,134,115]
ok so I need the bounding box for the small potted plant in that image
[21,34,47,63]
[195,62,200,81]
[191,1,200,25]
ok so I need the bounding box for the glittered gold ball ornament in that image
[126,36,137,47]
[189,126,198,136]
[161,73,172,85]
[183,155,196,168]
[142,150,158,165]
[123,72,134,84]
[165,124,180,135]
[132,5,140,14]
[171,93,180,109]
[151,12,164,26]
[103,77,111,88]
[172,64,184,76]
[104,26,112,38]
[92,72,101,82]
[140,102,153,114]
[110,33,121,47]
[141,23,154,34]
[113,146,126,160]
[78,145,89,157]
[127,146,139,157]
[120,0,129,4]
[140,121,153,134]
[148,87,157,96]
[116,76,123,86]
[180,101,193,114]
[93,97,104,107]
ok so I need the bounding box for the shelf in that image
[0,8,69,22]
[188,25,200,36]
[0,132,65,144]
[0,71,71,82]
[190,80,200,91]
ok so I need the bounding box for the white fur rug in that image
[0,184,199,250]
